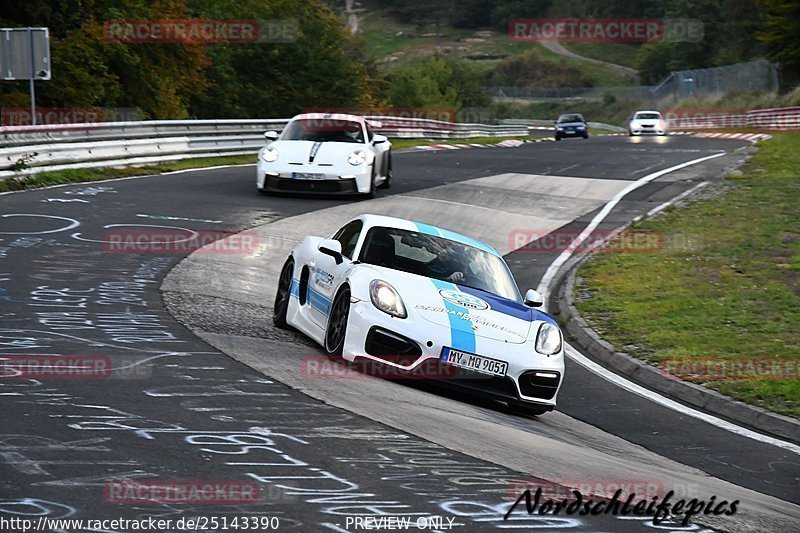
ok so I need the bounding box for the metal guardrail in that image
[500,118,627,132]
[1,107,795,178]
[0,116,531,178]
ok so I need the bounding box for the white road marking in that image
[536,152,725,299]
[566,343,800,455]
[532,151,800,452]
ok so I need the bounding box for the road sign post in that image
[1,27,51,126]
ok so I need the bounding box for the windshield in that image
[358,226,521,302]
[558,114,584,123]
[281,118,365,143]
[635,113,661,120]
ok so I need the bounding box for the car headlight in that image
[535,322,562,355]
[556,126,564,130]
[369,280,407,318]
[262,147,279,163]
[577,125,586,130]
[348,150,367,166]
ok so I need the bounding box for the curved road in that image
[0,136,797,532]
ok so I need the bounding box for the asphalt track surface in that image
[0,136,797,533]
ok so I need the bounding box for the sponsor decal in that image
[439,289,489,310]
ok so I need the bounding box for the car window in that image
[282,119,365,143]
[635,113,661,120]
[332,220,363,259]
[359,226,521,302]
[558,114,584,123]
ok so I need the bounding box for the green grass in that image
[560,42,642,69]
[357,8,633,87]
[575,132,800,417]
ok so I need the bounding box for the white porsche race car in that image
[273,214,565,415]
[257,113,392,197]
[628,110,667,136]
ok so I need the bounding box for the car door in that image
[307,219,363,329]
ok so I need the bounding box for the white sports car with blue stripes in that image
[273,214,565,415]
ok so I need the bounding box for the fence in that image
[0,116,530,178]
[486,60,780,106]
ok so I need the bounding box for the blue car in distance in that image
[554,113,589,141]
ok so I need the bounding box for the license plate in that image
[440,347,508,377]
[291,172,325,180]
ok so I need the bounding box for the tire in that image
[508,401,548,417]
[258,189,270,196]
[324,285,351,360]
[273,257,294,329]
[582,134,589,139]
[377,152,392,189]
[555,136,561,141]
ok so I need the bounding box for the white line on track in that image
[536,152,725,298]
[566,343,800,454]
[535,151,800,453]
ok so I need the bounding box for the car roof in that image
[352,214,501,257]
[634,110,661,114]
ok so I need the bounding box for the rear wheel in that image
[325,286,351,360]
[273,258,294,328]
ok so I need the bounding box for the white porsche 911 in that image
[257,113,392,197]
[273,214,565,415]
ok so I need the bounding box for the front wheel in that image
[324,285,351,359]
[273,258,294,328]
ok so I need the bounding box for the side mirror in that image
[372,134,388,144]
[524,289,544,308]
[264,130,279,141]
[318,239,343,265]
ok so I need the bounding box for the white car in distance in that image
[257,113,392,197]
[629,110,667,136]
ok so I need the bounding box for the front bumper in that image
[342,300,564,407]
[257,165,372,194]
[555,129,588,138]
[630,127,666,136]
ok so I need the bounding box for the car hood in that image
[270,140,365,165]
[557,121,585,128]
[355,265,549,345]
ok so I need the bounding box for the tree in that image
[757,0,800,86]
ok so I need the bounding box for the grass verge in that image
[574,132,800,418]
